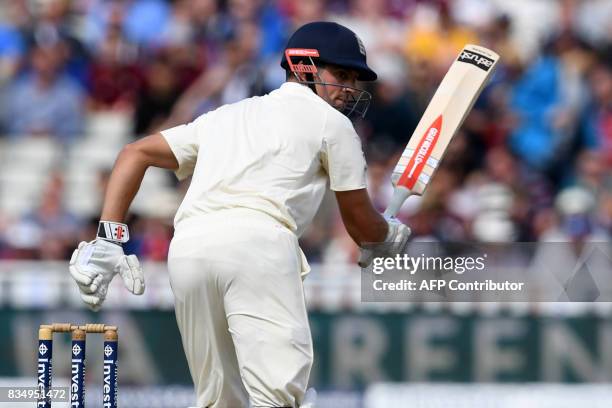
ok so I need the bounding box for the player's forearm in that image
[343,210,388,246]
[100,144,149,222]
[335,189,388,246]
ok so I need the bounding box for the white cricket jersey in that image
[161,82,367,236]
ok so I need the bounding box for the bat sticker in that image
[458,50,495,71]
[398,115,443,189]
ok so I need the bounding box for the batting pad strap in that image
[97,221,130,243]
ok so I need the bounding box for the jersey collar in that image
[279,81,324,104]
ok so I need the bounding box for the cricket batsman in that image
[69,22,410,408]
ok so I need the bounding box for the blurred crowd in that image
[0,0,610,264]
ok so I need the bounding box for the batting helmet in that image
[280,22,377,82]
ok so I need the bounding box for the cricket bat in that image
[385,44,500,217]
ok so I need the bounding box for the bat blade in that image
[385,44,500,217]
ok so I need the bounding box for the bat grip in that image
[358,186,412,268]
[384,186,413,218]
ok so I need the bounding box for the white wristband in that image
[97,221,130,243]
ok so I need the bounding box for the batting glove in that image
[69,222,144,311]
[358,216,411,267]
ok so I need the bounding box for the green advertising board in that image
[0,309,610,387]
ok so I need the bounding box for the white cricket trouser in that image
[168,209,313,408]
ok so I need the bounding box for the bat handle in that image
[384,186,413,218]
[358,185,413,267]
[358,186,413,268]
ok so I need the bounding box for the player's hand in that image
[69,240,145,311]
[358,216,411,267]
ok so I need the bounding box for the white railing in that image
[1,261,611,315]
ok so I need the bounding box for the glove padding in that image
[358,216,411,267]
[69,239,145,311]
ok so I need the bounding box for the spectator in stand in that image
[228,0,287,61]
[7,172,81,260]
[0,20,25,85]
[133,50,182,135]
[508,30,591,183]
[87,5,142,111]
[485,146,553,238]
[541,186,610,242]
[1,43,84,143]
[123,0,171,47]
[190,0,235,65]
[572,150,612,199]
[23,0,90,86]
[403,1,478,77]
[157,1,206,91]
[159,0,195,47]
[163,22,264,126]
[279,0,327,29]
[479,14,523,73]
[571,149,612,240]
[400,3,479,118]
[358,61,420,160]
[334,0,405,78]
[404,167,468,241]
[225,0,288,92]
[580,58,612,166]
[139,217,173,261]
[81,0,129,51]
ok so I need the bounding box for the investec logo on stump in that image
[37,341,50,408]
[103,344,117,408]
[37,363,48,407]
[103,362,115,407]
[71,361,83,405]
[37,323,119,408]
[71,340,85,407]
[37,348,48,383]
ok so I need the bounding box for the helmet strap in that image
[292,70,319,95]
[305,73,317,94]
